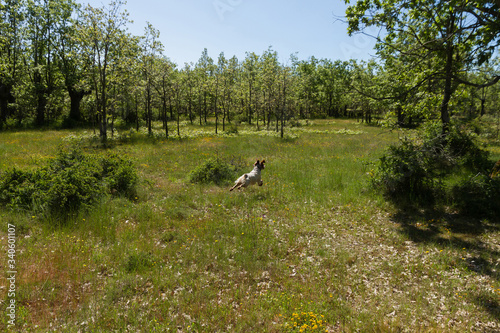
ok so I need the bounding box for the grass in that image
[1,119,499,332]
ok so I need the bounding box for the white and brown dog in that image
[229,160,266,191]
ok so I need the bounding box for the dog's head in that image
[254,159,266,170]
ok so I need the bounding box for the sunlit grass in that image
[1,119,499,332]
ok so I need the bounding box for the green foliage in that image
[373,124,493,210]
[451,174,500,217]
[0,168,40,209]
[41,153,104,215]
[224,123,239,135]
[0,145,138,218]
[101,153,138,198]
[374,137,438,203]
[421,122,491,171]
[187,157,238,185]
[344,0,500,132]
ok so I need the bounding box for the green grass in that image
[1,119,499,332]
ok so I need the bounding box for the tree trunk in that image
[163,97,168,138]
[440,50,453,133]
[440,14,457,134]
[0,83,15,127]
[68,88,89,123]
[147,84,152,135]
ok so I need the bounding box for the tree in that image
[152,56,174,137]
[25,0,67,126]
[0,0,25,127]
[79,0,131,142]
[243,52,259,125]
[348,60,386,123]
[53,0,90,125]
[170,67,182,137]
[344,0,500,132]
[261,47,279,130]
[183,62,196,125]
[213,52,226,134]
[141,22,163,135]
[196,48,213,124]
[317,59,350,118]
[221,55,239,128]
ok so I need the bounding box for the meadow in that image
[1,119,499,332]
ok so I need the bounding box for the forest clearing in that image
[0,119,499,332]
[1,0,500,331]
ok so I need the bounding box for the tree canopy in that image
[344,0,500,131]
[0,0,499,139]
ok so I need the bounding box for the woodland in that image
[1,1,500,331]
[0,0,499,140]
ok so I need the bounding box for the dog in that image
[229,160,266,191]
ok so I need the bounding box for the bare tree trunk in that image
[440,14,456,134]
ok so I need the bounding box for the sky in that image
[75,0,378,66]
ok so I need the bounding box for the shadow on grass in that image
[390,203,500,319]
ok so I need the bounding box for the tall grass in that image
[1,119,499,332]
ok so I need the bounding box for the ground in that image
[0,119,499,332]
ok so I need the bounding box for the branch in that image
[350,72,439,101]
[451,74,500,88]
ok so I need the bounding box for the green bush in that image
[0,145,138,218]
[421,123,490,172]
[374,137,439,203]
[188,157,238,185]
[372,123,492,209]
[0,168,39,209]
[224,123,239,135]
[41,157,104,215]
[101,153,138,197]
[451,174,500,217]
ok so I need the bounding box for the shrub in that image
[39,157,104,215]
[188,157,238,185]
[422,124,490,172]
[372,123,492,208]
[451,174,500,217]
[101,153,138,197]
[0,145,138,218]
[373,137,439,203]
[224,123,239,135]
[0,168,38,209]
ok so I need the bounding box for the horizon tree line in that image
[1,0,499,141]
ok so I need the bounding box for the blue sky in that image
[76,0,378,65]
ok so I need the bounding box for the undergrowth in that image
[0,144,137,219]
[372,122,499,216]
[187,156,239,185]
